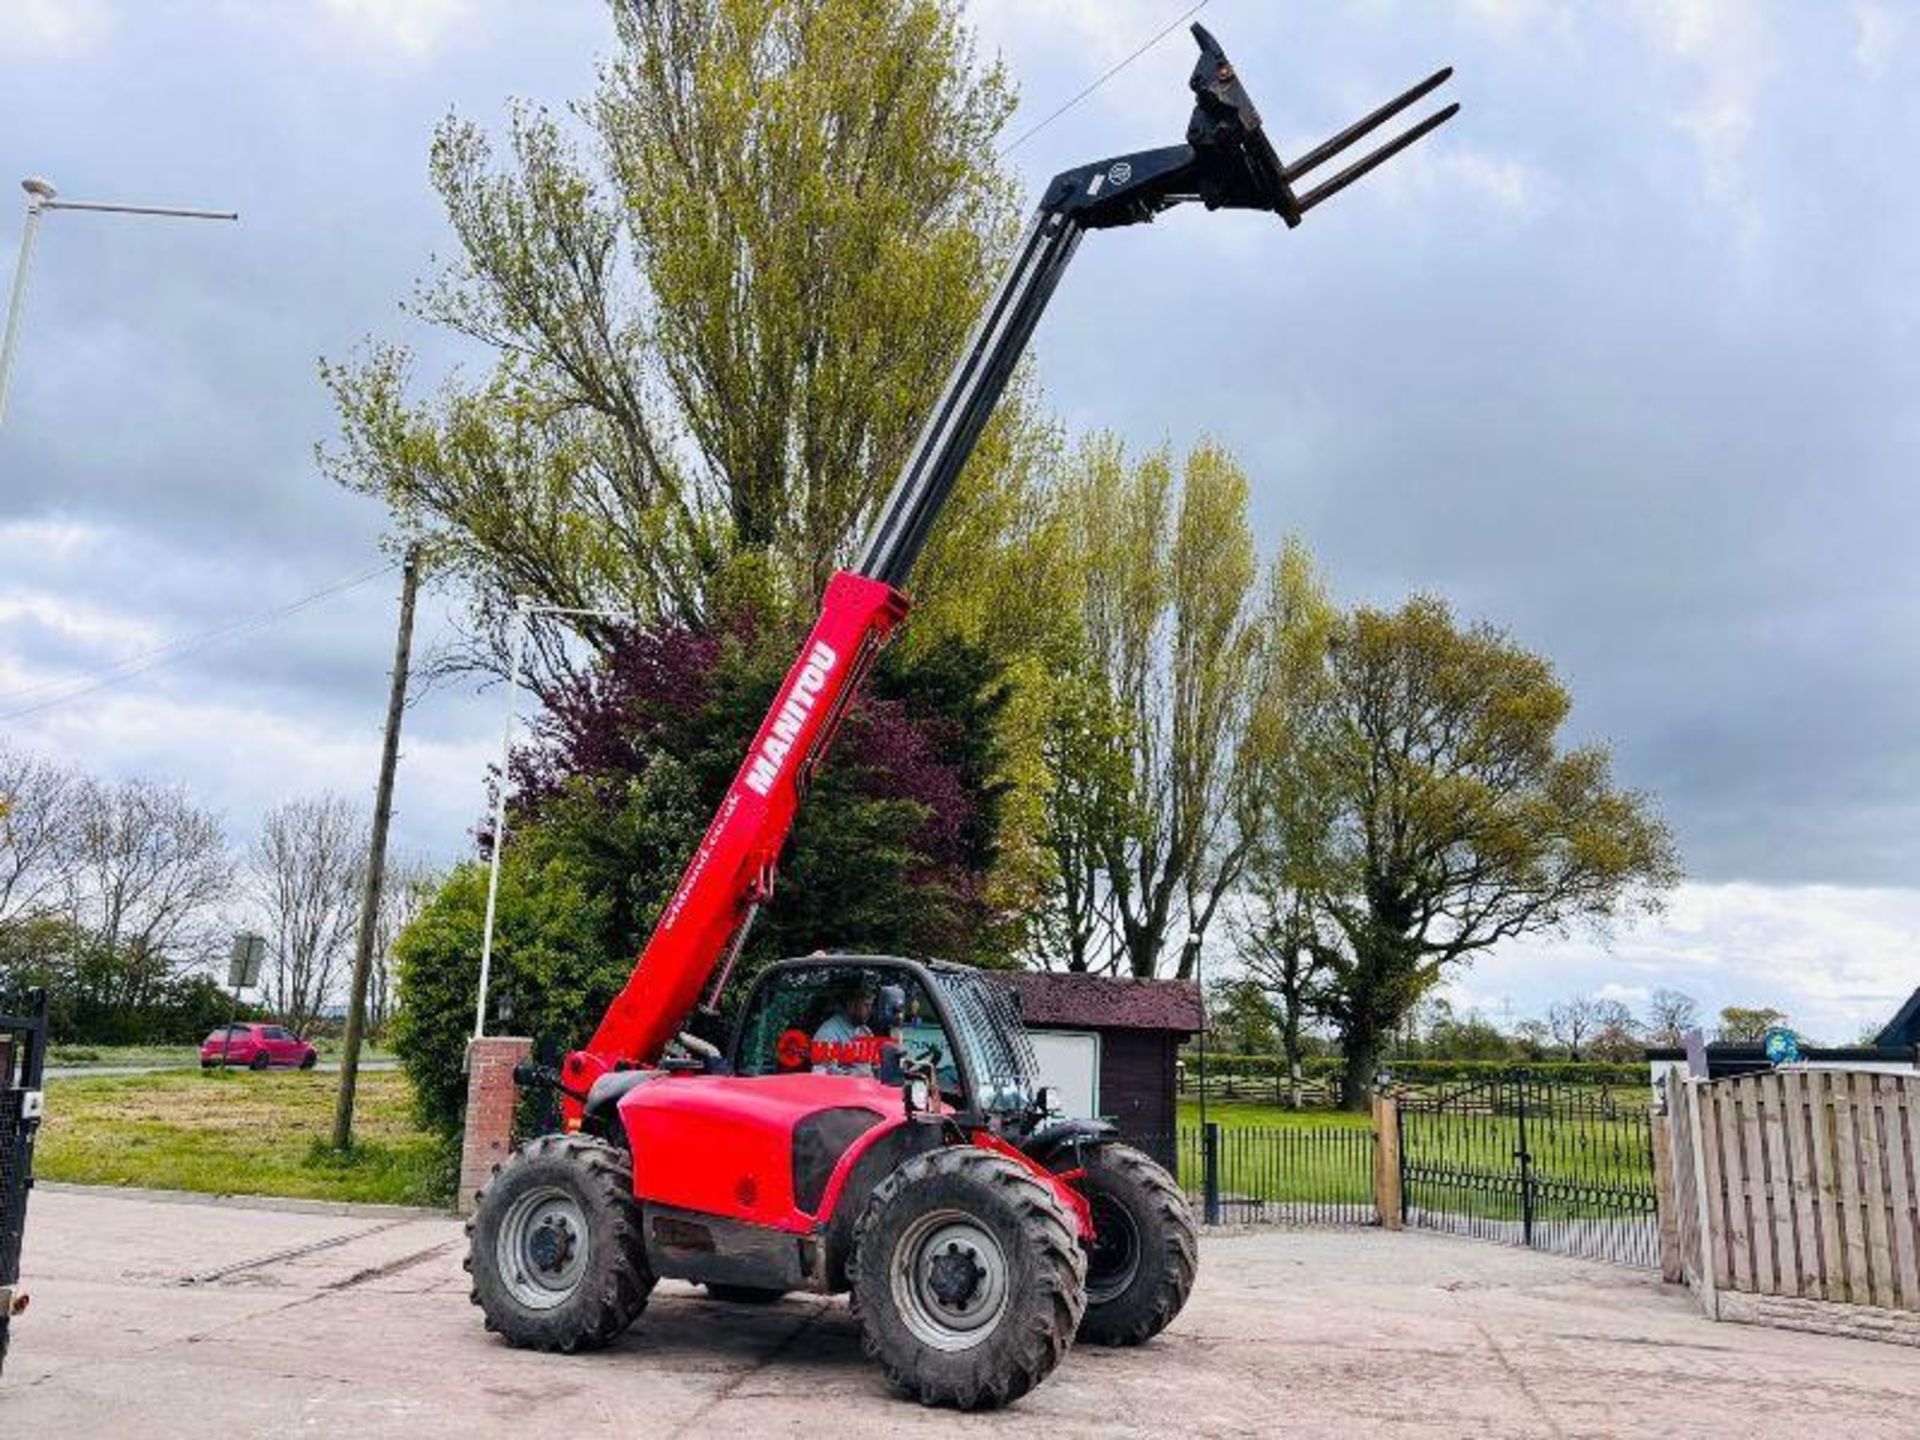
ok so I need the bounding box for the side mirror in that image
[1035,1085,1062,1117]
[904,1075,932,1115]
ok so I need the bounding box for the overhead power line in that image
[998,0,1212,159]
[0,558,401,721]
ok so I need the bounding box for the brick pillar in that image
[459,1036,531,1215]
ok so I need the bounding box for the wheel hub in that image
[927,1241,985,1308]
[891,1211,1011,1353]
[528,1214,577,1275]
[496,1185,591,1311]
[1085,1193,1142,1304]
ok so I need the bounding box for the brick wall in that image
[459,1036,531,1215]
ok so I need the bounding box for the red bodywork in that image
[562,570,908,1106]
[616,1073,1092,1239]
[554,565,1094,1244]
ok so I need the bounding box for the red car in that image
[200,1023,318,1071]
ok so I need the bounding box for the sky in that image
[3,0,1918,1044]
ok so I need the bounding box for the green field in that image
[1166,1096,1655,1218]
[1168,1100,1375,1207]
[38,1068,451,1207]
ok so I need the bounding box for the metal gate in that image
[1398,1070,1659,1268]
[0,989,49,1376]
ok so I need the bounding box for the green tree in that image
[1423,1010,1518,1061]
[1048,436,1335,978]
[1305,598,1680,1107]
[1235,864,1334,1108]
[1206,979,1277,1056]
[320,0,1040,671]
[1717,1005,1788,1043]
[1031,670,1134,972]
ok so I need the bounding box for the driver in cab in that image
[812,977,905,1076]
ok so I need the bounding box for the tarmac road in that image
[7,1186,1918,1437]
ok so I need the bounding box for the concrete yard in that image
[5,1186,1916,1437]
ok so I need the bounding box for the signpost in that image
[222,931,266,1068]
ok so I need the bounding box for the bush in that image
[391,846,621,1137]
[0,916,264,1044]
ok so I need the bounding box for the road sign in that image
[1763,1026,1802,1066]
[227,931,266,990]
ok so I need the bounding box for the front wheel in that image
[466,1133,654,1352]
[299,1051,317,1070]
[850,1146,1086,1410]
[1072,1144,1196,1346]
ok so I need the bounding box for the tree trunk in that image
[1282,1005,1303,1110]
[1339,1017,1382,1112]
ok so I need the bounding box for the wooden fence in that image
[1662,1065,1920,1314]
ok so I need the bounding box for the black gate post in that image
[1202,1120,1223,1225]
[1513,1071,1535,1249]
[1,987,50,1376]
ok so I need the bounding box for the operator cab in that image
[730,955,1039,1120]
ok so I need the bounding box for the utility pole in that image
[333,545,421,1150]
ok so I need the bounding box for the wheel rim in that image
[890,1208,1011,1352]
[1084,1192,1141,1304]
[496,1184,590,1311]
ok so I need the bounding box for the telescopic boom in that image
[561,25,1456,1109]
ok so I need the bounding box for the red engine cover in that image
[618,1073,903,1232]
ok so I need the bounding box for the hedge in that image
[1180,1053,1648,1089]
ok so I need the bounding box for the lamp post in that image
[473,600,631,1041]
[0,176,238,426]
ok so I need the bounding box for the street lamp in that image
[474,599,633,1041]
[0,176,239,427]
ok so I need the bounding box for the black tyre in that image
[466,1133,654,1353]
[702,1283,787,1304]
[299,1051,317,1070]
[1072,1144,1196,1347]
[850,1146,1086,1410]
[248,1051,269,1071]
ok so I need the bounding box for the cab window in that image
[734,963,960,1098]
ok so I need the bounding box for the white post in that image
[1684,1074,1720,1320]
[474,606,527,1041]
[0,194,48,427]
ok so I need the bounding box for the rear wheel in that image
[466,1133,653,1352]
[248,1051,269,1071]
[1072,1144,1196,1346]
[850,1146,1085,1410]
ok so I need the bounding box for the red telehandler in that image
[467,26,1456,1409]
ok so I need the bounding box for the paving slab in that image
[5,1187,1918,1437]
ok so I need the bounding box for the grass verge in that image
[1177,1098,1372,1129]
[48,1041,396,1069]
[38,1067,452,1208]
